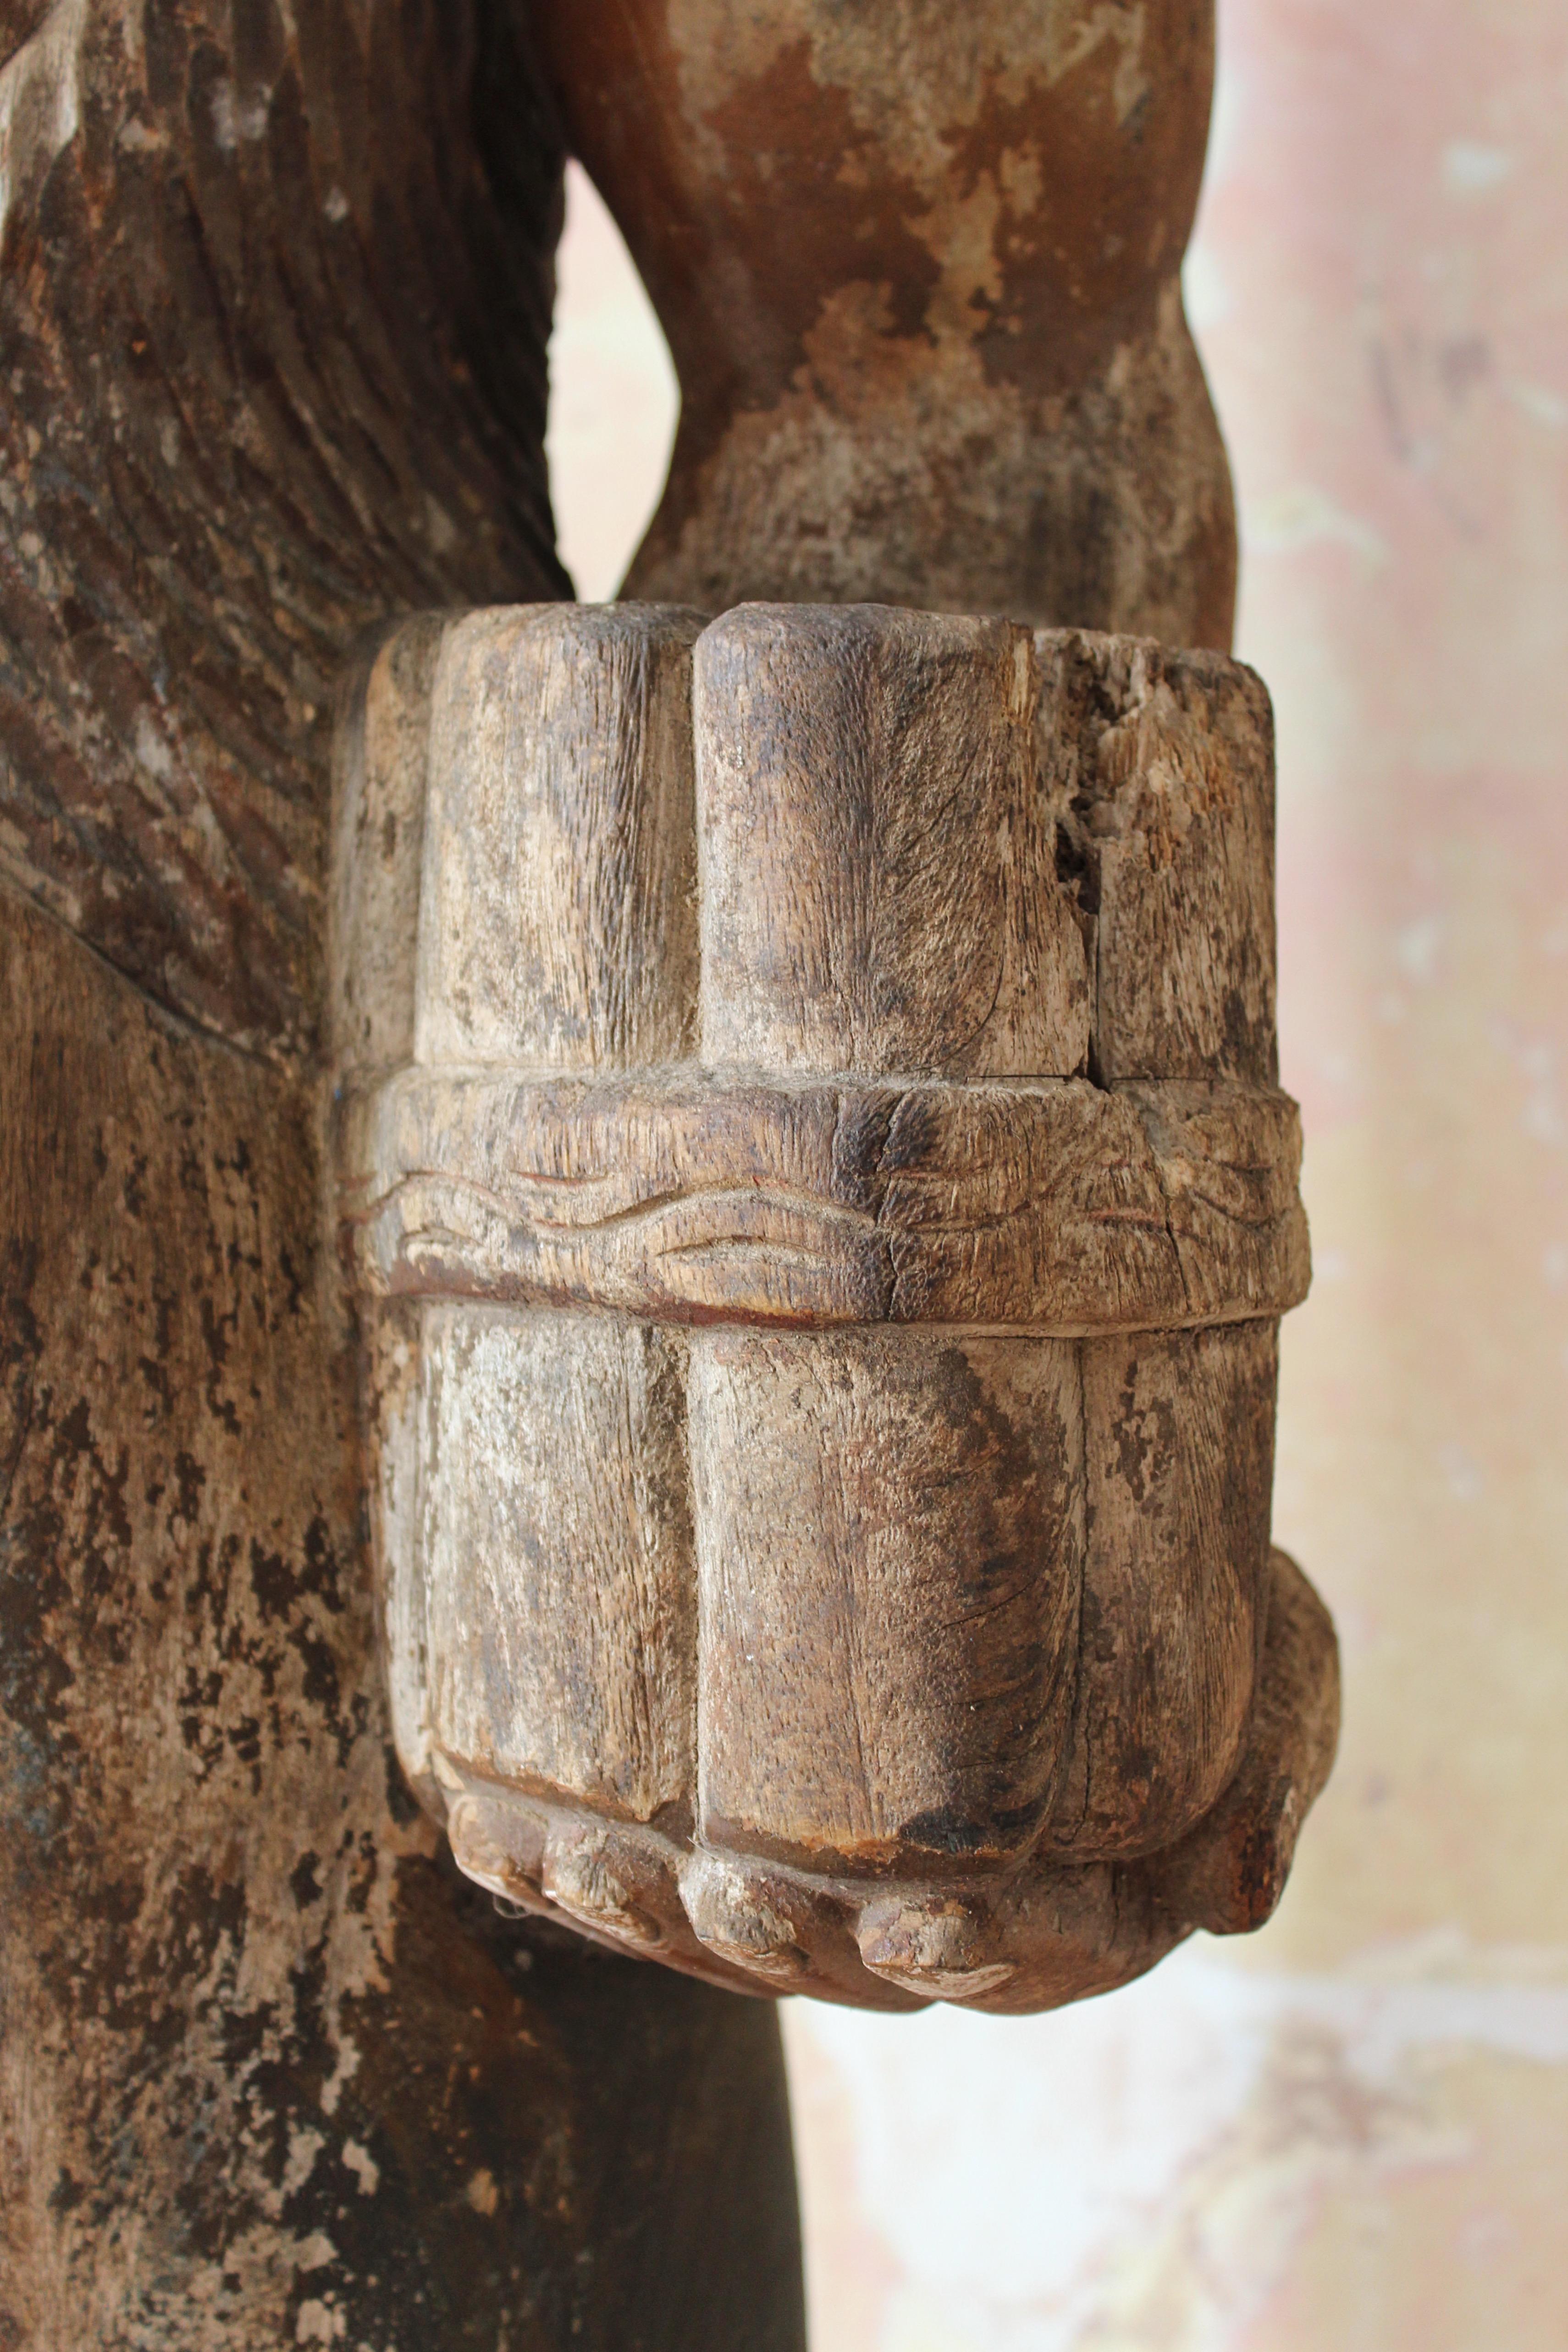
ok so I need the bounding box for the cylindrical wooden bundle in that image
[332,601,1337,2014]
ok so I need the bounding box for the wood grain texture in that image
[442,1779,922,2013]
[695,604,1089,1075]
[418,1306,696,1827]
[855,1860,1182,2013]
[1,892,803,2350]
[1048,1319,1280,1860]
[418,605,705,1069]
[342,1068,1308,1334]
[0,0,568,1060]
[331,616,448,1076]
[1038,629,1278,1083]
[1152,1546,1342,1936]
[690,1327,1083,1874]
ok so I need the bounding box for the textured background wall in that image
[548,0,1568,2338]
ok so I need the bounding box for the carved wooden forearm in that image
[333,601,1338,2015]
[529,0,1235,643]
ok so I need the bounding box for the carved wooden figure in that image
[334,600,1338,2015]
[1,0,1334,2336]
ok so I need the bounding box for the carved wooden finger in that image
[418,1307,696,1826]
[417,604,704,1068]
[1047,1321,1278,1861]
[333,599,1337,2014]
[1150,1546,1342,1937]
[1037,629,1279,1083]
[690,1326,1084,1876]
[695,605,1088,1077]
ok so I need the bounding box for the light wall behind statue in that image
[546,0,1568,2342]
[547,164,679,607]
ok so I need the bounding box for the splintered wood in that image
[332,602,1338,2014]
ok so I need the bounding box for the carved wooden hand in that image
[333,600,1338,2014]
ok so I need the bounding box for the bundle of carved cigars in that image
[332,600,1338,2015]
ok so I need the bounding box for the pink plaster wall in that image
[1213,0,1568,1962]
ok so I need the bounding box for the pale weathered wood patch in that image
[420,1306,696,1824]
[417,604,705,1069]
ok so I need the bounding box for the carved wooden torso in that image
[332,601,1338,2014]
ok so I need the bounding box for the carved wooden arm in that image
[528,0,1236,644]
[333,600,1338,2014]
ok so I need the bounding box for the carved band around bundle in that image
[332,601,1338,2015]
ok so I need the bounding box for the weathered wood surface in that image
[692,1327,1085,1875]
[335,601,1339,2016]
[1157,1545,1342,1937]
[0,894,803,2348]
[0,0,569,1060]
[1052,1320,1279,1860]
[530,0,1237,646]
[418,605,706,1070]
[0,6,805,2345]
[420,1307,697,1827]
[436,1543,1338,2017]
[1038,629,1280,1083]
[340,604,1306,1338]
[696,606,1089,1077]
